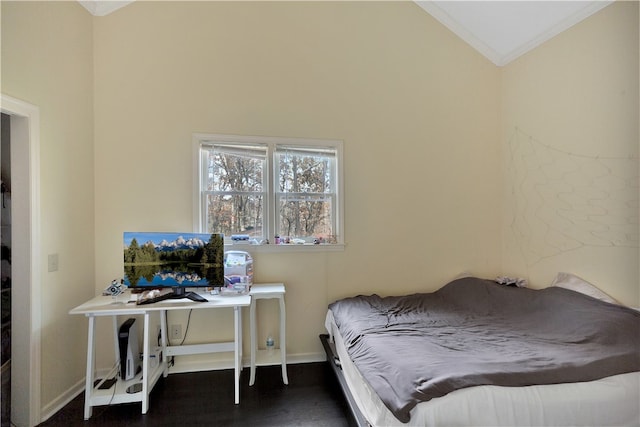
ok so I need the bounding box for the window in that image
[194,134,343,248]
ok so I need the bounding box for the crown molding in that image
[497,1,613,66]
[78,1,613,65]
[415,1,613,67]
[78,1,135,17]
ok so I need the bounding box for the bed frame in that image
[320,334,370,427]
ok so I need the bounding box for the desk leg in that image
[239,307,243,372]
[249,299,257,386]
[84,315,96,420]
[234,305,241,404]
[141,312,151,414]
[160,310,168,378]
[279,296,289,385]
[112,316,120,362]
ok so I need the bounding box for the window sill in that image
[224,243,345,253]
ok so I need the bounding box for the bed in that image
[322,276,640,426]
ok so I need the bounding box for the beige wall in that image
[93,1,501,369]
[4,0,636,421]
[501,0,639,306]
[1,0,96,418]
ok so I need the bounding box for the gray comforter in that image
[328,277,640,423]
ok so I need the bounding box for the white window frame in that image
[193,133,345,251]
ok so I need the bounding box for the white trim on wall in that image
[1,94,42,427]
[415,0,613,66]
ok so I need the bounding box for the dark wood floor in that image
[38,362,354,427]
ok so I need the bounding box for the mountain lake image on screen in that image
[123,232,224,293]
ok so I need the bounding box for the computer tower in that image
[118,318,141,380]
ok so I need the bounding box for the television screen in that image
[123,232,224,289]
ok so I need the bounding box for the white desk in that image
[69,291,250,419]
[249,283,288,386]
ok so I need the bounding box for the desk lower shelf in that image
[89,355,165,407]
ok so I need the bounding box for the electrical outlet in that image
[171,324,182,340]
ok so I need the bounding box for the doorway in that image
[0,95,41,427]
[1,113,12,427]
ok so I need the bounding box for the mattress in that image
[325,309,640,426]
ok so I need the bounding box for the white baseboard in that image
[41,352,327,420]
[40,377,85,423]
[284,352,327,364]
[170,351,327,374]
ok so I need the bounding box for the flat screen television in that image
[123,232,224,302]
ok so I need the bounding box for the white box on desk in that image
[224,250,253,284]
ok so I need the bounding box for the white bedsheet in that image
[325,310,640,427]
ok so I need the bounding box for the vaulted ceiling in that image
[78,1,613,67]
[415,1,612,66]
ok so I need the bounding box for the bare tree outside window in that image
[196,135,342,246]
[204,145,265,239]
[277,147,335,241]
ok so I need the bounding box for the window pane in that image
[278,150,334,194]
[197,135,342,246]
[277,195,334,241]
[205,193,263,239]
[205,147,264,192]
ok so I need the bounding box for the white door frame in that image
[1,94,41,427]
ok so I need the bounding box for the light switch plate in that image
[48,253,59,272]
